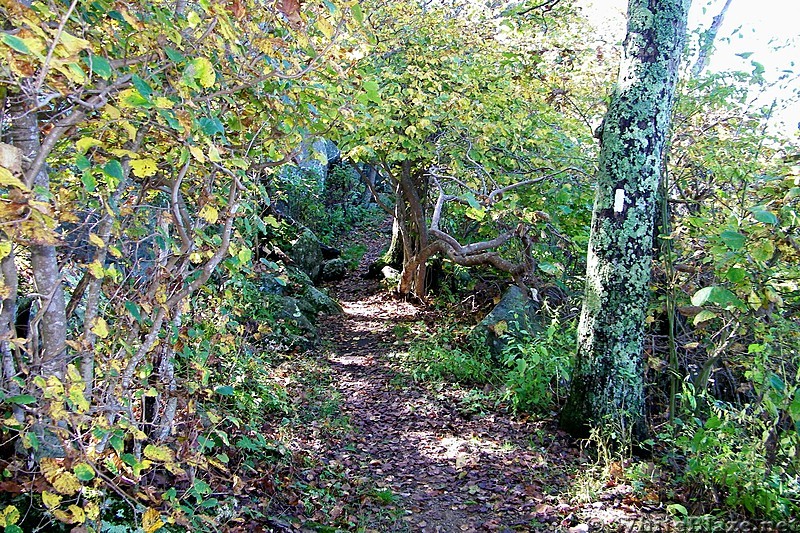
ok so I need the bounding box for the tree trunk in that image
[691,0,732,78]
[360,165,377,206]
[560,0,690,443]
[11,96,68,381]
[397,161,429,298]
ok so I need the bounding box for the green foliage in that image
[660,316,800,520]
[275,163,383,243]
[408,334,495,385]
[341,244,367,270]
[407,316,575,416]
[499,319,575,413]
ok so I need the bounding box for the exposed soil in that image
[271,221,674,532]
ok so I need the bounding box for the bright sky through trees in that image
[577,0,800,134]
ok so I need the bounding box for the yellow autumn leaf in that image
[188,57,216,88]
[164,461,186,476]
[52,503,85,524]
[207,143,221,162]
[48,400,68,422]
[66,364,81,382]
[42,490,62,509]
[198,204,219,224]
[109,148,139,159]
[154,97,174,109]
[88,232,105,248]
[316,16,335,39]
[104,104,121,119]
[56,31,90,54]
[84,501,100,520]
[0,504,20,526]
[76,137,102,153]
[0,167,29,191]
[40,375,64,398]
[143,444,175,462]
[67,504,85,524]
[108,245,122,258]
[68,384,90,413]
[120,120,137,141]
[189,145,205,163]
[40,458,81,495]
[87,260,105,279]
[142,507,164,533]
[0,241,10,262]
[130,158,158,177]
[91,317,109,339]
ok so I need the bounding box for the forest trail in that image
[318,231,554,532]
[288,223,665,532]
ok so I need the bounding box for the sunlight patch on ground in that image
[401,431,520,472]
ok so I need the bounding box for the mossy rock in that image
[470,285,542,359]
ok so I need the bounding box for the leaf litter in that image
[253,222,676,532]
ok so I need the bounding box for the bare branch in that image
[349,161,394,217]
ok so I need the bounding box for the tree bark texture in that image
[11,96,69,380]
[560,0,690,442]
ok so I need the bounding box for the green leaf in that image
[1,34,31,55]
[720,230,746,250]
[124,301,142,323]
[726,267,746,283]
[83,54,112,79]
[215,385,234,396]
[464,192,481,210]
[768,373,785,392]
[198,117,225,137]
[693,310,717,326]
[73,463,95,481]
[751,240,774,262]
[363,80,380,103]
[131,74,153,98]
[538,263,561,275]
[103,160,124,181]
[5,395,36,405]
[165,48,185,63]
[751,209,778,225]
[351,4,364,23]
[667,503,688,517]
[81,172,97,193]
[110,435,124,453]
[75,154,91,171]
[120,89,151,108]
[264,215,280,228]
[690,286,743,310]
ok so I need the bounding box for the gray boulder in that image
[288,228,324,281]
[279,297,317,335]
[321,258,347,282]
[305,286,343,315]
[470,285,542,358]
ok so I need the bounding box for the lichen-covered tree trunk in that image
[560,0,690,442]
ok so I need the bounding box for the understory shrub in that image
[408,316,576,415]
[499,318,576,413]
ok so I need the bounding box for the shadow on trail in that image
[315,277,560,532]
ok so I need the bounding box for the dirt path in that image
[292,224,668,532]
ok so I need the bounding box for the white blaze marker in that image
[614,188,625,213]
